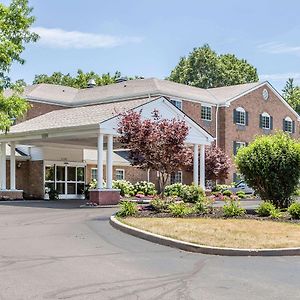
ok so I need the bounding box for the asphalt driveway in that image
[0,200,300,300]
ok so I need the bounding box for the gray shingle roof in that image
[9,98,151,134]
[4,78,263,107]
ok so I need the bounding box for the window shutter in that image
[283,119,286,131]
[293,121,296,133]
[270,116,273,130]
[233,141,237,155]
[233,109,236,124]
[259,114,262,128]
[245,111,249,126]
[245,142,249,146]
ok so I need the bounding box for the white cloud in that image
[257,42,300,55]
[260,72,300,81]
[32,27,142,49]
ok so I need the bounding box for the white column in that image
[10,142,16,190]
[193,144,199,186]
[97,133,104,189]
[1,143,6,190]
[200,144,205,190]
[106,134,113,189]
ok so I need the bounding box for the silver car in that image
[228,180,254,195]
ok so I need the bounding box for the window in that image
[260,112,272,130]
[116,169,125,180]
[233,141,246,155]
[91,168,97,180]
[235,107,246,125]
[170,99,182,110]
[283,117,294,133]
[170,171,182,184]
[201,105,212,121]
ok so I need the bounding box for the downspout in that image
[215,104,219,147]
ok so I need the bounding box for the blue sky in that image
[5,0,300,92]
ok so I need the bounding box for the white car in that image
[228,181,254,195]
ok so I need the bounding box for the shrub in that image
[193,197,212,214]
[180,185,205,203]
[168,202,190,217]
[150,197,169,212]
[288,202,300,219]
[236,191,246,199]
[48,189,59,200]
[223,199,245,217]
[134,181,157,196]
[222,189,232,197]
[116,201,137,217]
[269,208,282,219]
[212,184,234,192]
[235,132,300,208]
[112,180,134,197]
[164,183,185,197]
[256,201,277,217]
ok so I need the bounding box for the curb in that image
[110,216,300,256]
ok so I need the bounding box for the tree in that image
[33,70,144,88]
[282,78,300,114]
[0,0,39,89]
[168,44,258,88]
[235,132,300,208]
[205,146,231,182]
[117,110,193,195]
[0,0,38,132]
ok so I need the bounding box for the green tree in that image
[0,0,38,132]
[33,70,131,88]
[235,132,300,208]
[282,78,300,114]
[168,44,258,88]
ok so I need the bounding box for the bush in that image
[236,191,246,199]
[134,181,157,196]
[168,202,190,217]
[269,208,282,219]
[288,202,300,219]
[164,183,185,197]
[150,197,170,212]
[116,201,137,217]
[193,197,212,214]
[48,189,59,200]
[256,201,277,217]
[222,189,232,197]
[212,184,234,192]
[235,132,300,208]
[180,185,205,203]
[112,180,134,196]
[223,199,245,217]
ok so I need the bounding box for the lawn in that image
[121,217,300,249]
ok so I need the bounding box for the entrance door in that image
[45,164,85,199]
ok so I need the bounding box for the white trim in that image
[115,168,125,180]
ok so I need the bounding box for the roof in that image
[9,97,151,134]
[4,78,264,107]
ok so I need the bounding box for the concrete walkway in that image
[0,200,299,299]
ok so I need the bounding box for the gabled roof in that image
[4,78,263,107]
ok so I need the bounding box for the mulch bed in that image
[134,206,300,224]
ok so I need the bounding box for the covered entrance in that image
[44,162,86,199]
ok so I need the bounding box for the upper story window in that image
[201,105,212,121]
[170,170,183,184]
[116,169,125,181]
[170,99,182,110]
[260,112,272,130]
[235,107,246,125]
[283,116,294,133]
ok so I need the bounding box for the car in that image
[228,180,254,195]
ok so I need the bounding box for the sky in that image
[4,0,300,92]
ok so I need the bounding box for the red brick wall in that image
[223,85,299,183]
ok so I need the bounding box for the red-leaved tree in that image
[205,145,231,182]
[117,110,193,194]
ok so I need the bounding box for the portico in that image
[0,96,214,202]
